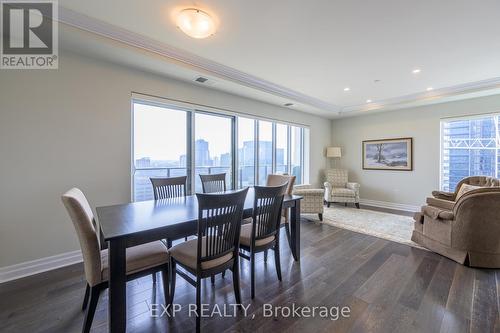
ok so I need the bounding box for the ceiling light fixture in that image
[344,87,350,92]
[366,99,372,103]
[412,69,421,74]
[176,8,216,39]
[426,87,433,91]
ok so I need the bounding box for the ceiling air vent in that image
[195,76,209,83]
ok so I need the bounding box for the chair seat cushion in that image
[101,241,169,282]
[332,188,356,197]
[239,223,275,247]
[169,237,233,270]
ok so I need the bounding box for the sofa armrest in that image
[431,190,456,201]
[421,205,454,221]
[426,197,455,211]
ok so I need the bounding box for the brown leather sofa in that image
[412,176,500,268]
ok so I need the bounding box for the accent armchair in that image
[293,185,324,221]
[412,187,500,268]
[324,169,360,208]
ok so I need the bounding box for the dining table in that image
[96,187,303,333]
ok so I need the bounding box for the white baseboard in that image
[359,199,420,213]
[0,250,83,284]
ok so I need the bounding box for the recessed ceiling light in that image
[176,8,216,39]
[366,99,372,103]
[344,87,350,92]
[426,87,433,91]
[412,69,421,74]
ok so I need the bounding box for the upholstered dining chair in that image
[239,183,288,299]
[61,188,170,333]
[199,173,226,193]
[168,188,248,333]
[150,176,190,249]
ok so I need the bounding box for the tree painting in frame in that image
[362,138,413,171]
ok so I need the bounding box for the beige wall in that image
[331,95,500,207]
[0,50,332,267]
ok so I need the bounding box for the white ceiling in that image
[59,0,500,118]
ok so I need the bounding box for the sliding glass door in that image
[194,112,234,192]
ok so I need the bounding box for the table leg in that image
[108,238,126,333]
[290,200,301,261]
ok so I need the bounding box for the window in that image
[132,98,309,201]
[276,123,288,174]
[237,117,255,187]
[258,120,273,185]
[194,113,233,192]
[290,126,303,184]
[440,114,500,191]
[133,102,188,201]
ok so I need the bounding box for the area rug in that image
[318,206,423,249]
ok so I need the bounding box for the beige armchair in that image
[412,187,500,268]
[293,185,325,221]
[324,169,360,208]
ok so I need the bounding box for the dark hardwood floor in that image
[0,218,498,333]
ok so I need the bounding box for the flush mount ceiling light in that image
[344,87,350,92]
[176,8,216,39]
[366,99,372,103]
[426,87,433,91]
[412,68,421,74]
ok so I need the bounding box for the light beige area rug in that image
[316,206,423,249]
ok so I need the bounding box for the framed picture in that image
[362,138,413,171]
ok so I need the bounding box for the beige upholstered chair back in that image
[61,188,102,286]
[454,176,500,194]
[266,174,296,195]
[326,169,348,188]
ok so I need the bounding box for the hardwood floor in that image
[0,218,498,333]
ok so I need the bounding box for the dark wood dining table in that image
[96,188,303,333]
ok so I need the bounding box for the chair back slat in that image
[150,176,187,199]
[196,188,248,267]
[199,173,227,193]
[253,184,288,241]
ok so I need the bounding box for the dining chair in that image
[150,175,187,199]
[150,176,190,250]
[263,174,295,261]
[239,183,288,299]
[168,188,248,333]
[62,188,170,333]
[199,173,226,193]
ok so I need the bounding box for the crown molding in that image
[341,76,500,115]
[58,7,341,114]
